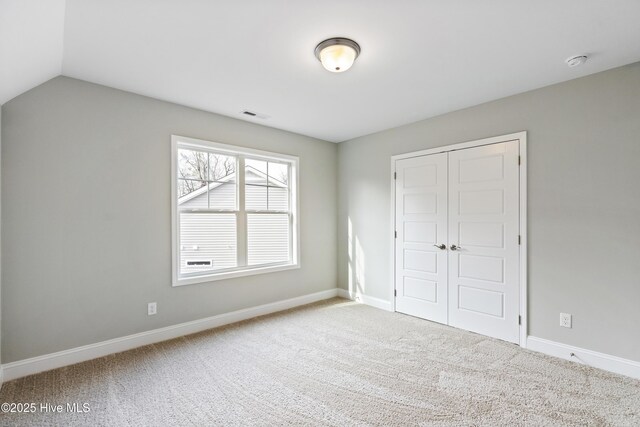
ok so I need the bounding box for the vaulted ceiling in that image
[2,0,640,142]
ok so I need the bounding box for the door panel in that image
[459,222,504,248]
[459,190,504,214]
[458,286,504,317]
[459,254,504,283]
[404,193,437,214]
[395,154,448,324]
[404,250,437,273]
[447,141,520,343]
[404,277,437,302]
[404,222,437,243]
[458,155,504,182]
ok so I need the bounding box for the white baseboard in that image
[337,289,393,312]
[2,289,338,382]
[526,336,640,380]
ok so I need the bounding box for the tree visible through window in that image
[172,136,298,285]
[177,149,236,198]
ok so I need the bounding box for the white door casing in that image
[392,134,524,345]
[395,153,448,324]
[447,141,520,343]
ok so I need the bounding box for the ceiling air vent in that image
[240,110,270,120]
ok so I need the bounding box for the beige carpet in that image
[1,298,639,426]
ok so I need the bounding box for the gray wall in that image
[1,76,338,363]
[338,62,640,362]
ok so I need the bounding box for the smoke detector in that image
[565,55,588,68]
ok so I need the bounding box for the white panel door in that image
[447,141,520,343]
[395,153,448,324]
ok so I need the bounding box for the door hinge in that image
[518,155,521,165]
[395,230,397,238]
[518,235,521,245]
[394,289,397,297]
[394,172,397,179]
[518,315,522,325]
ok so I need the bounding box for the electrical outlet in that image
[560,312,572,328]
[148,302,157,316]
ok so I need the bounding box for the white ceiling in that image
[0,0,65,105]
[3,1,640,142]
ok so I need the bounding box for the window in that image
[172,135,299,286]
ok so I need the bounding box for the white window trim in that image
[171,135,300,287]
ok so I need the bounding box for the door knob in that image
[433,244,446,250]
[450,244,462,251]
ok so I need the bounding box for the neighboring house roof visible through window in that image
[178,165,286,206]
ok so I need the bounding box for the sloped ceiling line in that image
[3,0,640,142]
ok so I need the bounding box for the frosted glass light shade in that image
[315,38,360,73]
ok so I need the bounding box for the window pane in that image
[268,187,289,211]
[247,214,290,265]
[245,159,267,186]
[208,181,237,210]
[179,181,236,211]
[209,153,236,181]
[245,185,267,210]
[178,179,208,209]
[178,149,208,180]
[268,162,289,187]
[179,213,237,274]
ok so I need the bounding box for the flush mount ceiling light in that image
[314,38,361,73]
[566,55,588,67]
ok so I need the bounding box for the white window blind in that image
[247,213,290,265]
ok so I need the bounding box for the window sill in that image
[172,263,300,287]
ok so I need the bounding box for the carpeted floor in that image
[1,298,639,426]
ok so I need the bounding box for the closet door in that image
[395,153,448,324]
[447,141,520,343]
